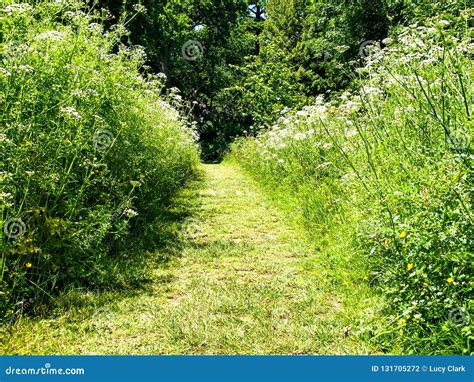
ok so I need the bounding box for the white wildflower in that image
[0,192,12,200]
[132,4,147,13]
[334,45,350,53]
[294,133,307,141]
[60,106,81,120]
[4,3,31,15]
[0,68,11,77]
[124,208,138,218]
[16,64,34,73]
[64,10,86,19]
[36,30,65,41]
[86,23,102,34]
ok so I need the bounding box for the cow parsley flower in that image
[4,3,31,15]
[334,45,350,53]
[124,208,138,218]
[60,106,81,121]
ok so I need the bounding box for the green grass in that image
[1,163,383,355]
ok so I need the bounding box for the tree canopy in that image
[98,0,468,159]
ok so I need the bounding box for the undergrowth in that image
[0,1,200,321]
[231,12,473,354]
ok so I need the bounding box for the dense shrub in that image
[0,1,199,320]
[232,14,473,354]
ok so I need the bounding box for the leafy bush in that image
[0,1,199,320]
[231,14,473,354]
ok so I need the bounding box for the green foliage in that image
[0,0,199,321]
[204,0,402,155]
[261,0,395,95]
[90,0,470,161]
[97,0,252,160]
[399,0,471,24]
[231,12,473,354]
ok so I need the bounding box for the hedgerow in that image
[0,1,199,320]
[232,13,473,354]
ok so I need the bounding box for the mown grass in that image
[1,163,384,354]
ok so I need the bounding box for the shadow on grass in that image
[4,171,207,325]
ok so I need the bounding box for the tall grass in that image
[0,1,200,321]
[231,14,472,354]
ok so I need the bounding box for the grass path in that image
[2,163,381,354]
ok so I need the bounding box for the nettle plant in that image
[0,1,199,320]
[233,15,472,354]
